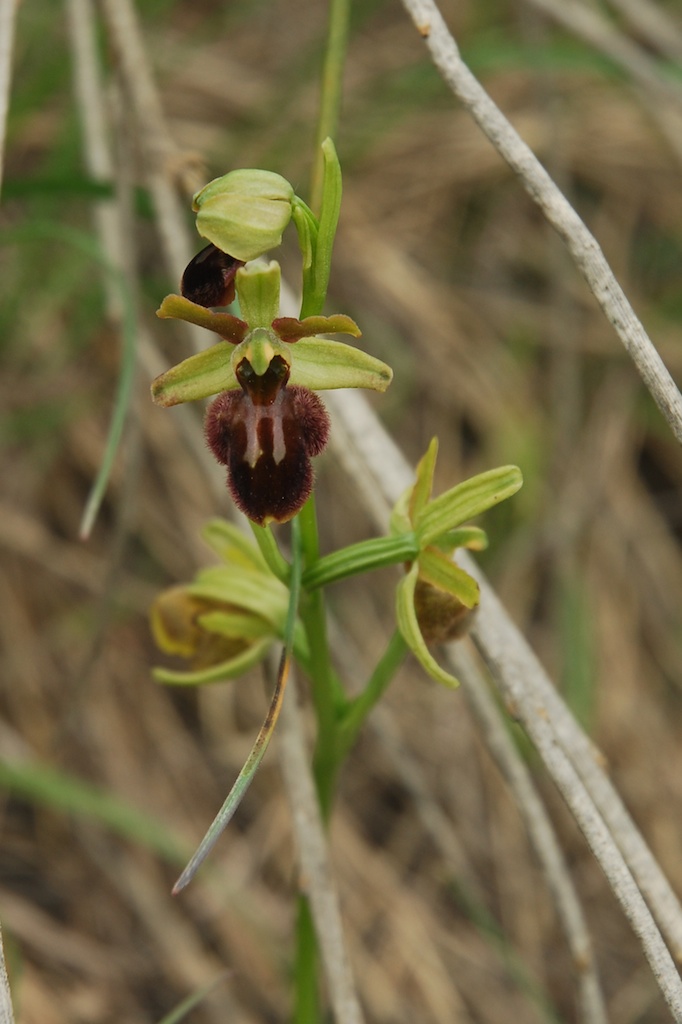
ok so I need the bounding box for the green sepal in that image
[288,338,393,392]
[272,314,361,343]
[389,487,412,537]
[395,563,460,689]
[235,262,281,329]
[291,198,317,273]
[150,342,237,406]
[200,610,310,665]
[189,566,289,630]
[314,139,342,301]
[417,548,480,609]
[156,294,247,341]
[416,466,523,547]
[433,526,489,554]
[153,637,273,686]
[409,437,438,524]
[197,610,274,641]
[201,519,269,572]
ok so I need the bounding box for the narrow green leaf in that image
[150,343,238,406]
[80,266,136,538]
[172,650,290,893]
[409,437,438,524]
[417,466,523,547]
[0,760,184,862]
[172,516,303,893]
[157,972,230,1024]
[289,338,392,392]
[156,294,247,341]
[418,549,480,608]
[395,564,460,689]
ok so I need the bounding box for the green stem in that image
[249,521,290,583]
[297,498,342,803]
[337,630,408,761]
[309,0,351,216]
[293,897,319,1024]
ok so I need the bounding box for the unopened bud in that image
[193,169,295,262]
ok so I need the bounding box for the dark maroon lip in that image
[205,385,330,525]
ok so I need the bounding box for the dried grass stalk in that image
[399,0,682,446]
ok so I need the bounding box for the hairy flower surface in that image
[153,258,391,525]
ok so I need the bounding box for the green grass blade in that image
[3,220,138,541]
[172,517,303,893]
[0,760,185,863]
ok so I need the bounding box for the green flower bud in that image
[193,169,295,262]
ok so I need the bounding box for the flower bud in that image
[193,169,295,262]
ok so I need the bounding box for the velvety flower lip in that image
[152,253,392,525]
[206,384,330,526]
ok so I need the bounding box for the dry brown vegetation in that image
[2,0,682,1021]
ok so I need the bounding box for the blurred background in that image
[2,0,682,1021]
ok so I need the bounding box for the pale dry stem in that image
[325,386,682,1021]
[0,0,18,200]
[277,662,366,1024]
[399,0,682,446]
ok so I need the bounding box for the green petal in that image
[433,526,489,553]
[189,566,289,630]
[156,294,247,342]
[417,549,480,609]
[389,487,412,537]
[201,518,269,572]
[271,314,361,342]
[153,638,273,686]
[197,610,274,641]
[395,563,460,689]
[289,338,393,392]
[199,609,309,665]
[409,437,438,524]
[417,465,523,547]
[150,343,238,406]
